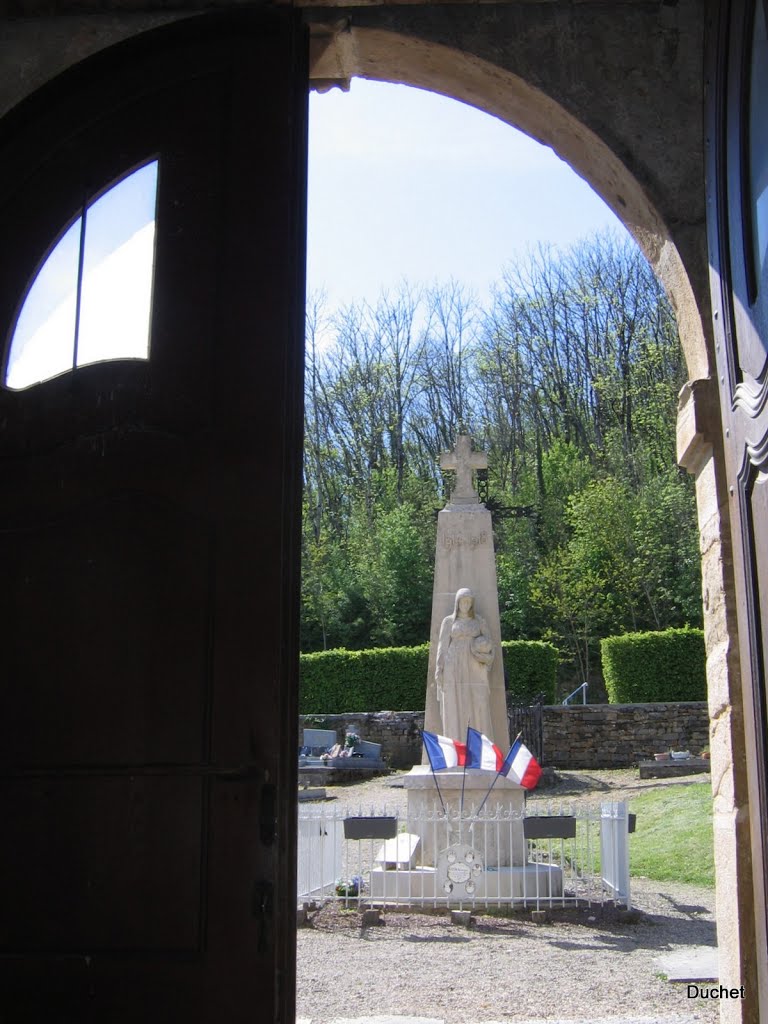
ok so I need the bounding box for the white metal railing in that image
[297,808,345,900]
[297,799,631,911]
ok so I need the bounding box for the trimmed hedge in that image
[300,645,429,714]
[501,641,558,704]
[299,640,558,714]
[601,627,706,703]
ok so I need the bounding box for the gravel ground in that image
[297,769,719,1024]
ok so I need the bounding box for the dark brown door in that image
[0,11,306,1022]
[707,0,768,1013]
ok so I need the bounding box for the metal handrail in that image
[562,681,588,705]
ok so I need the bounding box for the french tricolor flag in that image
[466,727,504,771]
[500,738,543,790]
[422,730,467,770]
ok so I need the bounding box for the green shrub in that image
[601,627,706,703]
[299,640,558,713]
[501,640,558,704]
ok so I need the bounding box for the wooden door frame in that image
[706,0,768,1015]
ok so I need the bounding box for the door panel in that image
[0,11,306,1022]
[0,776,203,951]
[708,0,768,1014]
[2,499,210,765]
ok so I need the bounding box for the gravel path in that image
[297,769,718,1024]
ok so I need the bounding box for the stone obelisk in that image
[423,435,510,751]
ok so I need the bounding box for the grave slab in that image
[297,787,327,801]
[298,765,388,786]
[639,758,710,779]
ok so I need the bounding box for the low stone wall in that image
[299,702,710,770]
[541,702,710,769]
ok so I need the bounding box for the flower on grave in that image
[344,733,361,749]
[335,876,361,897]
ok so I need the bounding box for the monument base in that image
[403,765,527,865]
[369,864,563,904]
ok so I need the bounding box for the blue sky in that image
[307,79,629,312]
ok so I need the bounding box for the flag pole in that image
[475,731,522,817]
[459,721,470,825]
[419,730,448,817]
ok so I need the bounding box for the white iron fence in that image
[297,800,632,911]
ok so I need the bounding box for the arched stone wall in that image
[0,13,185,120]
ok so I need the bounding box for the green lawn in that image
[628,783,715,887]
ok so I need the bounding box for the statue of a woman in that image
[435,587,496,742]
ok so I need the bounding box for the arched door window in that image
[3,159,158,390]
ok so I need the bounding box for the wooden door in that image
[0,11,306,1022]
[707,0,768,1012]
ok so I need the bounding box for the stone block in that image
[450,910,473,927]
[361,908,383,927]
[375,833,420,869]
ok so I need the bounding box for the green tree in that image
[530,472,702,679]
[531,550,611,684]
[300,231,701,664]
[631,470,703,629]
[354,502,434,648]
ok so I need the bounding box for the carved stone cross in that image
[439,435,487,503]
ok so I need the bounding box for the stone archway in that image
[307,25,755,1016]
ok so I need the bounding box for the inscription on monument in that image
[441,531,489,550]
